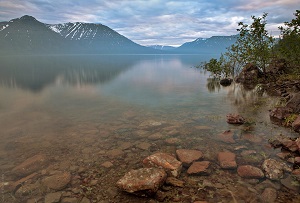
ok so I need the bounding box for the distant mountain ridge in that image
[0,15,237,55]
[176,35,238,54]
[0,15,157,54]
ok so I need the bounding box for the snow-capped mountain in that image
[0,15,157,54]
[147,45,176,51]
[176,35,238,54]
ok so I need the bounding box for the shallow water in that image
[0,55,299,202]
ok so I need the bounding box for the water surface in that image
[0,55,298,202]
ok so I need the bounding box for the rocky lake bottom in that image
[0,55,299,203]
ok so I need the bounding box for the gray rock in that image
[262,159,291,180]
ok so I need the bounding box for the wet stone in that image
[15,182,41,197]
[136,142,152,150]
[226,114,245,124]
[143,152,182,177]
[165,137,181,145]
[42,172,71,190]
[101,161,113,168]
[260,188,277,203]
[242,134,263,143]
[187,161,211,175]
[218,151,237,169]
[176,149,203,166]
[45,192,62,203]
[237,165,264,179]
[280,175,300,192]
[116,167,167,196]
[12,154,47,177]
[165,177,184,187]
[106,149,123,157]
[118,142,133,150]
[262,158,291,180]
[241,150,256,156]
[292,115,300,132]
[148,132,163,140]
[218,130,235,143]
[80,197,91,203]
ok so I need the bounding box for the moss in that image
[283,114,298,127]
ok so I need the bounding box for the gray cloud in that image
[0,0,298,46]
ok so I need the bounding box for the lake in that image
[0,55,299,202]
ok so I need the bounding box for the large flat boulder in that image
[143,152,182,177]
[116,168,167,197]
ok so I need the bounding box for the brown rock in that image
[7,172,38,192]
[116,168,167,196]
[148,132,163,140]
[45,192,62,203]
[165,137,181,145]
[136,142,151,150]
[269,107,292,122]
[101,161,113,168]
[292,115,300,132]
[176,149,203,166]
[218,130,235,143]
[12,154,47,177]
[143,153,182,177]
[260,188,277,203]
[42,172,71,190]
[106,149,123,157]
[218,151,237,169]
[286,93,300,113]
[237,165,264,179]
[187,161,210,175]
[165,177,184,187]
[226,114,245,124]
[194,201,208,203]
[242,134,262,143]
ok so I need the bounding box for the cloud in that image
[0,0,298,46]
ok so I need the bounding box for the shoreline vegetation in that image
[198,10,300,135]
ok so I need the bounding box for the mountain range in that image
[0,15,237,55]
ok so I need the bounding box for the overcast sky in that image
[0,0,298,46]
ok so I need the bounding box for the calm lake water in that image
[0,55,299,202]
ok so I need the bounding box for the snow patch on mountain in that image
[0,24,9,31]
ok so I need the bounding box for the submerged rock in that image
[176,149,203,166]
[262,159,292,180]
[269,107,292,122]
[12,154,47,177]
[143,152,182,177]
[237,165,264,179]
[218,151,237,169]
[260,188,277,203]
[116,168,167,196]
[165,177,184,187]
[226,114,245,125]
[187,161,211,175]
[218,130,236,143]
[292,115,300,132]
[42,172,71,190]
